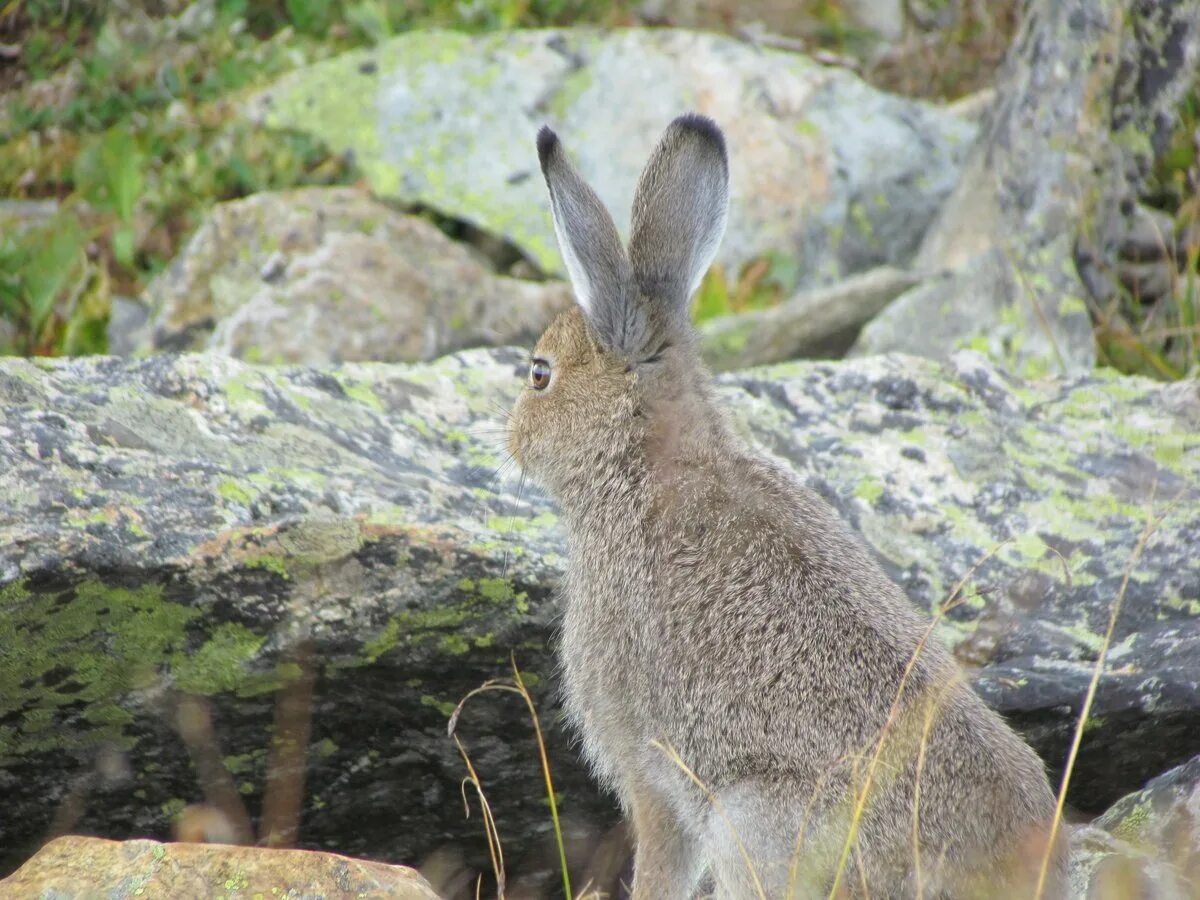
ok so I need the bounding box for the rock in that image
[107,296,151,357]
[0,350,1197,879]
[246,29,976,288]
[136,187,572,363]
[640,0,906,42]
[699,265,922,370]
[855,0,1200,376]
[1070,754,1200,897]
[0,835,439,898]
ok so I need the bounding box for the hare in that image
[508,114,1066,899]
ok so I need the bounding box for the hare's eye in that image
[530,358,552,390]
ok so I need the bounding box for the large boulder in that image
[854,0,1200,376]
[246,28,976,287]
[0,350,1196,880]
[0,835,439,898]
[133,187,572,363]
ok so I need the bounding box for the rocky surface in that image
[0,835,439,898]
[0,349,1197,878]
[640,0,906,42]
[855,0,1200,376]
[246,28,976,287]
[1070,753,1200,897]
[134,187,572,363]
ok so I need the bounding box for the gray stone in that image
[245,28,976,287]
[1070,754,1200,898]
[856,0,1200,377]
[0,350,1196,879]
[135,187,572,363]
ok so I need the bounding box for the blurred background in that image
[1,1,1199,897]
[2,1,1197,372]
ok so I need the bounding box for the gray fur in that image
[512,114,1066,899]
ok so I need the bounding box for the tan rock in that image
[0,835,440,899]
[137,187,571,364]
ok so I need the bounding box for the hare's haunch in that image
[509,114,1066,899]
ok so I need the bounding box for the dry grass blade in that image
[453,733,506,896]
[260,639,317,848]
[173,693,255,846]
[910,678,959,900]
[825,540,1011,898]
[1033,491,1170,899]
[449,659,572,899]
[651,738,767,900]
[510,655,573,900]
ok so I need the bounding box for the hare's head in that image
[508,114,731,500]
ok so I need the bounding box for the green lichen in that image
[0,579,198,760]
[363,617,401,662]
[701,318,754,368]
[854,477,884,505]
[485,510,558,533]
[401,412,431,437]
[338,378,384,412]
[171,623,265,696]
[1110,795,1153,842]
[222,752,262,775]
[315,737,338,758]
[223,373,269,410]
[243,554,290,579]
[218,478,255,507]
[439,633,471,655]
[477,576,514,602]
[421,694,458,718]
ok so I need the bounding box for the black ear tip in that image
[536,125,560,169]
[672,112,726,157]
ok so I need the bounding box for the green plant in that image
[0,215,104,355]
[285,0,336,34]
[692,252,800,324]
[344,0,391,43]
[1095,83,1200,381]
[73,128,144,269]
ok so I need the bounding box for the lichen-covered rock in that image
[641,0,906,42]
[246,29,976,287]
[855,0,1200,376]
[135,187,572,363]
[1070,754,1200,897]
[0,350,1196,878]
[0,835,439,899]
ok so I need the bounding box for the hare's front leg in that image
[628,790,703,900]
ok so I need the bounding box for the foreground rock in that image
[855,0,1200,376]
[0,835,438,898]
[247,28,976,287]
[1070,753,1200,897]
[135,187,571,363]
[0,350,1197,878]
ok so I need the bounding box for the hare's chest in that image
[558,560,659,775]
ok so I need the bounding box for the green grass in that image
[0,0,635,356]
[1094,86,1200,380]
[692,252,802,324]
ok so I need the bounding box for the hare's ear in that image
[629,114,729,328]
[537,126,646,355]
